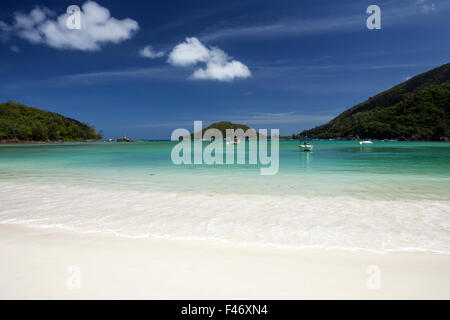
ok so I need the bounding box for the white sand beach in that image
[1,224,449,299]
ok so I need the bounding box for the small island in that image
[188,121,258,139]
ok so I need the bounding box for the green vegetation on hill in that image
[0,101,102,142]
[190,121,258,138]
[299,63,450,140]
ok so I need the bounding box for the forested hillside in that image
[0,101,102,142]
[299,63,450,140]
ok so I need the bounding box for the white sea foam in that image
[0,181,449,254]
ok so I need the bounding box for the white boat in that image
[299,138,313,152]
[359,140,373,145]
[226,137,240,145]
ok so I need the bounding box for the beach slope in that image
[1,224,449,299]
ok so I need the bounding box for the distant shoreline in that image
[1,138,449,144]
[0,139,103,144]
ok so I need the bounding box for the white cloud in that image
[192,59,251,82]
[10,45,20,53]
[167,37,251,82]
[61,66,183,83]
[139,45,164,58]
[226,111,334,125]
[416,0,436,13]
[199,1,448,42]
[107,111,335,130]
[167,37,210,66]
[199,15,362,42]
[1,1,139,51]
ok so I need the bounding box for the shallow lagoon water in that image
[0,141,449,253]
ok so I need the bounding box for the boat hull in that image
[299,145,313,152]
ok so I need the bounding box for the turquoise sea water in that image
[1,140,449,199]
[0,141,449,253]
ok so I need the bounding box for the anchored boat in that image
[226,136,240,145]
[299,138,314,152]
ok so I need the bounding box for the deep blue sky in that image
[1,0,449,139]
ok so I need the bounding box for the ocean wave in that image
[0,181,449,254]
